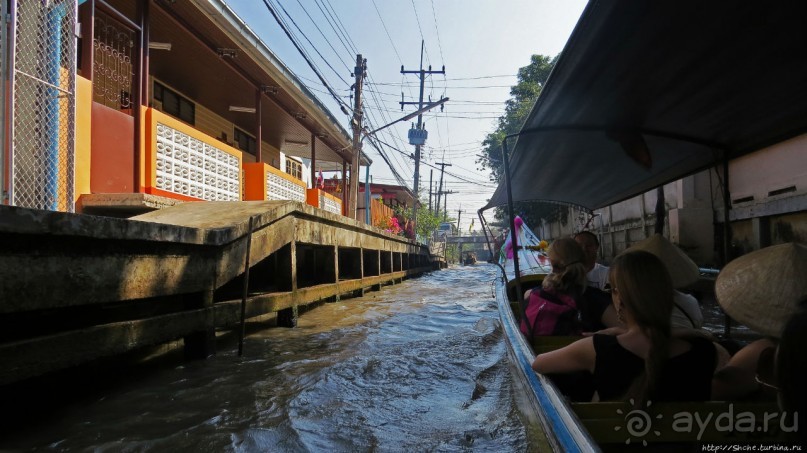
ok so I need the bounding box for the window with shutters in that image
[154,82,195,125]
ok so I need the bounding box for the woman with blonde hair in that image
[520,237,612,338]
[543,237,588,296]
[532,250,728,404]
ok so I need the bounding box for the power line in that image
[429,0,445,64]
[374,74,516,83]
[368,0,417,103]
[260,0,351,112]
[365,134,411,189]
[311,0,353,57]
[410,0,426,51]
[368,82,516,88]
[364,105,504,115]
[274,0,348,85]
[321,0,359,53]
[291,0,352,74]
[371,0,404,66]
[371,136,495,187]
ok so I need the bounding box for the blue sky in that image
[224,0,587,230]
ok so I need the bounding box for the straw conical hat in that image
[715,243,807,338]
[623,233,700,288]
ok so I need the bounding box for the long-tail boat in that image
[481,1,805,450]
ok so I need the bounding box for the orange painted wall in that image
[306,188,321,208]
[139,107,148,192]
[243,163,267,200]
[243,161,307,202]
[74,76,92,203]
[90,103,134,193]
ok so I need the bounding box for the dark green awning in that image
[485,0,807,211]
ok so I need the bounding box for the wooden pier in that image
[0,201,438,386]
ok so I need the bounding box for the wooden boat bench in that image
[572,401,790,445]
[531,335,581,354]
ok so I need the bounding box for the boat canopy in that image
[483,0,807,212]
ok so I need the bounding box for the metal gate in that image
[7,0,77,212]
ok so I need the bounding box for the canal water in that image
[1,264,539,452]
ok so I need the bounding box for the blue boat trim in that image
[496,277,598,452]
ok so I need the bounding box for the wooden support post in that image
[183,289,215,359]
[278,240,298,327]
[329,245,339,303]
[290,239,298,292]
[277,305,298,328]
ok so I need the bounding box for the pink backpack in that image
[520,288,582,338]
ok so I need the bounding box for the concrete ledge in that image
[213,267,432,326]
[77,193,184,217]
[0,308,212,385]
[0,203,436,385]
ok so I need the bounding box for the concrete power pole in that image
[443,189,449,221]
[401,40,445,234]
[349,54,366,220]
[428,169,434,212]
[457,207,463,234]
[434,161,451,216]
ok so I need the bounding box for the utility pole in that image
[443,189,450,221]
[428,169,433,212]
[349,54,367,220]
[457,207,463,234]
[401,40,445,234]
[433,189,455,220]
[434,162,452,216]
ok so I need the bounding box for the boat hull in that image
[495,274,598,452]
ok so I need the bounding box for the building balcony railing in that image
[306,188,343,215]
[141,107,348,218]
[243,162,307,203]
[144,108,242,202]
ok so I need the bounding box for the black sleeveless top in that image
[592,334,717,402]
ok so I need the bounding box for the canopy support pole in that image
[655,186,666,235]
[501,136,531,339]
[478,210,494,263]
[721,157,733,338]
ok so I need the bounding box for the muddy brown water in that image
[0,264,752,452]
[1,264,543,452]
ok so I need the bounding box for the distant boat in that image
[462,251,476,265]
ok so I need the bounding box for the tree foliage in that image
[394,201,448,240]
[477,54,569,228]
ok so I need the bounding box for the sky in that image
[224,0,587,231]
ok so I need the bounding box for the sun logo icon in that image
[614,399,662,446]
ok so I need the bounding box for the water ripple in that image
[1,264,530,452]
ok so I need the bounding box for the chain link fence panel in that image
[10,0,76,212]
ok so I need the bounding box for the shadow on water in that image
[1,264,538,452]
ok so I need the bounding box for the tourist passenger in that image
[574,231,609,290]
[623,234,704,329]
[711,243,807,401]
[532,251,729,404]
[520,238,614,338]
[776,301,807,444]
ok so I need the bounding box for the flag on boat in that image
[500,216,551,278]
